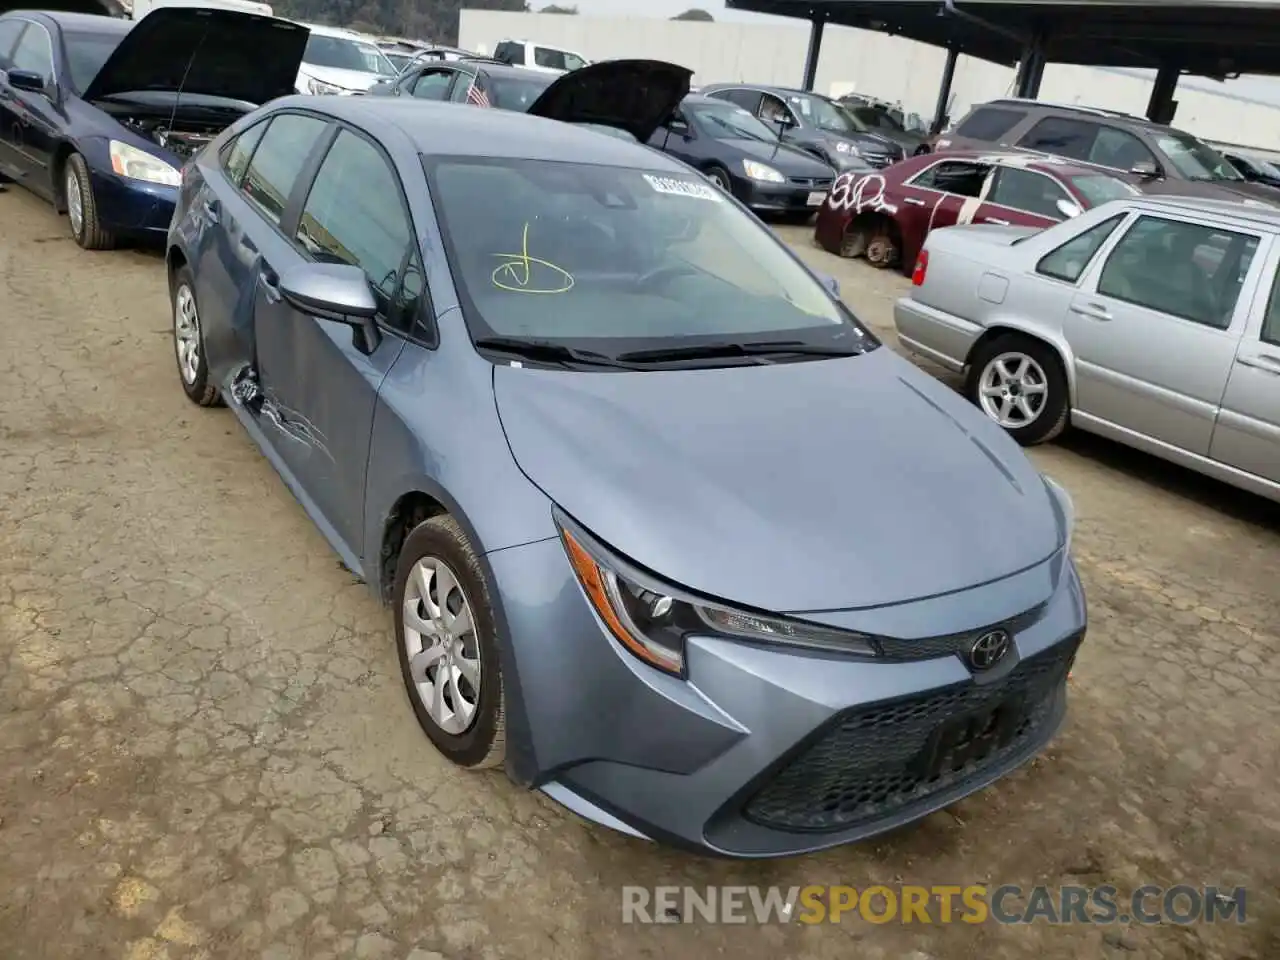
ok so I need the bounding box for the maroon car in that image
[814,150,1137,273]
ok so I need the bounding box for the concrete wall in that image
[459,10,1280,159]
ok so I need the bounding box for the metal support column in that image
[932,46,959,134]
[1146,65,1180,124]
[802,14,826,92]
[1013,32,1047,99]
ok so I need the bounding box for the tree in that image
[672,8,713,20]
[540,3,578,11]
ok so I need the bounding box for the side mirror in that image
[815,271,840,297]
[1055,198,1083,219]
[667,118,691,138]
[8,69,49,94]
[278,262,381,353]
[1129,159,1161,180]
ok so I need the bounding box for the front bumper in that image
[741,176,834,213]
[490,537,1086,858]
[89,168,177,238]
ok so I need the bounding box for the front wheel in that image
[966,334,1069,445]
[64,153,116,250]
[393,515,506,769]
[704,164,732,192]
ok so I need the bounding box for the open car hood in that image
[526,59,692,143]
[83,8,309,105]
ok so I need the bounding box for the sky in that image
[557,0,1280,107]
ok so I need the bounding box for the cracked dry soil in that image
[0,191,1278,960]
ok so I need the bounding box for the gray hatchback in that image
[165,63,1086,857]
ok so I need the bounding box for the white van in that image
[132,0,274,20]
[492,39,588,74]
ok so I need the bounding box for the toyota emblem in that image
[968,629,1011,670]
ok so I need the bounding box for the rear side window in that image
[715,87,761,113]
[241,113,329,225]
[988,167,1072,219]
[1088,126,1155,171]
[955,107,1025,141]
[1037,214,1125,282]
[0,20,25,67]
[494,41,523,65]
[911,160,990,197]
[411,69,454,100]
[1018,117,1098,161]
[221,120,269,187]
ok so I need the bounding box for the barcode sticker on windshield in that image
[643,174,724,202]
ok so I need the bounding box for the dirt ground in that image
[1,189,1277,960]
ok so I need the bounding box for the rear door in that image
[1014,116,1099,164]
[900,158,993,264]
[1064,213,1265,455]
[1209,241,1280,483]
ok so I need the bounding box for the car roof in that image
[980,97,1204,140]
[31,10,130,32]
[1125,194,1280,229]
[300,22,364,38]
[473,62,549,80]
[289,96,691,169]
[924,149,1113,179]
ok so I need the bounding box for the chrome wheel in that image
[173,284,201,385]
[978,351,1049,429]
[66,168,83,238]
[402,557,482,736]
[707,169,730,190]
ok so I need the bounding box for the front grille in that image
[876,604,1044,662]
[742,637,1078,833]
[787,176,834,188]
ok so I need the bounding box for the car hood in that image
[824,130,900,156]
[298,63,389,92]
[1140,176,1280,206]
[493,348,1061,612]
[83,8,308,105]
[527,59,692,142]
[715,137,834,176]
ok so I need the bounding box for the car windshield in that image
[63,27,128,94]
[427,158,876,360]
[1156,133,1244,181]
[787,93,856,134]
[1067,173,1138,205]
[490,73,554,111]
[685,100,776,142]
[304,34,396,75]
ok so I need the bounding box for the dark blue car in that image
[0,7,306,248]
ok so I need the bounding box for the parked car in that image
[165,72,1084,857]
[1221,150,1280,189]
[0,7,307,249]
[295,22,397,95]
[492,38,587,74]
[375,39,429,74]
[838,96,929,155]
[648,95,835,219]
[815,151,1137,271]
[366,46,494,96]
[366,56,554,112]
[933,98,1280,205]
[700,83,904,172]
[895,195,1280,503]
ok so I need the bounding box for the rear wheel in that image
[865,228,898,268]
[966,334,1069,446]
[171,265,222,407]
[64,153,116,250]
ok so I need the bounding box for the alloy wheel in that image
[977,351,1049,428]
[402,556,482,736]
[66,168,83,239]
[173,284,201,385]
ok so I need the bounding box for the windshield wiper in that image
[473,336,646,370]
[616,339,861,364]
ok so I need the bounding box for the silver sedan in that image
[894,194,1280,504]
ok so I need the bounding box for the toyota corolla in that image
[165,73,1086,856]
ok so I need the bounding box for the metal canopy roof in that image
[724,0,1280,76]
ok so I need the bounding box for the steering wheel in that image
[632,263,699,290]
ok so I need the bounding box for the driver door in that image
[0,20,59,195]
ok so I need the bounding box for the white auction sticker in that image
[643,173,724,202]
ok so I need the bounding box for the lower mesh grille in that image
[742,637,1078,833]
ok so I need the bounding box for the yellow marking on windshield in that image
[491,222,574,294]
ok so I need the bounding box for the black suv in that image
[700,83,905,171]
[933,98,1280,203]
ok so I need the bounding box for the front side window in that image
[428,159,877,359]
[562,52,586,71]
[1155,133,1244,181]
[241,113,329,225]
[988,167,1072,219]
[1036,213,1126,283]
[911,160,990,198]
[1263,264,1280,347]
[221,119,269,186]
[10,21,53,80]
[1088,126,1156,171]
[758,94,794,127]
[685,100,775,142]
[295,130,416,327]
[1017,117,1097,161]
[1097,216,1258,328]
[533,47,566,70]
[494,41,524,65]
[412,69,454,100]
[955,107,1025,141]
[785,93,855,134]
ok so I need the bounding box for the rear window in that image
[488,72,554,111]
[956,107,1025,142]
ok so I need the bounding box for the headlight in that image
[303,75,344,95]
[742,159,785,183]
[559,518,878,676]
[108,140,180,186]
[1042,475,1076,555]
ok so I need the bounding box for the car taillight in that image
[911,249,929,286]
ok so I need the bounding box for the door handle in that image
[1237,353,1280,374]
[1069,301,1113,321]
[259,266,281,303]
[903,197,926,206]
[201,198,219,224]
[982,216,1010,225]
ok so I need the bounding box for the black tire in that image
[966,334,1070,446]
[170,265,222,407]
[393,515,506,770]
[704,164,732,193]
[64,153,116,250]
